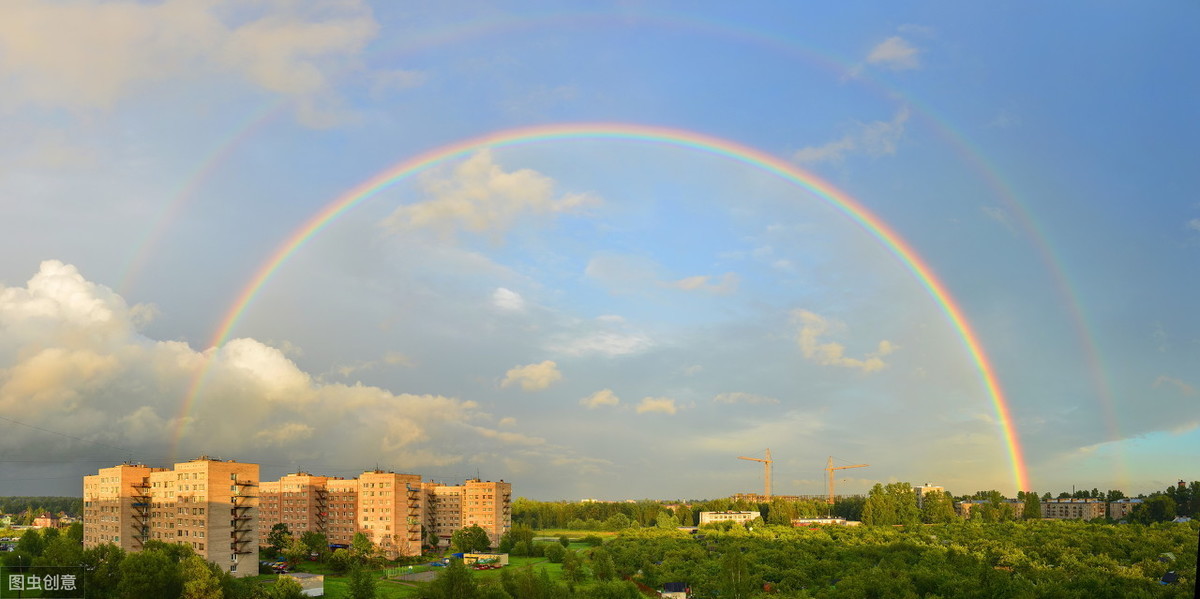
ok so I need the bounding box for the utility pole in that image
[737,449,773,500]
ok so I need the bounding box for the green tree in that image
[65,521,83,544]
[264,575,305,599]
[591,547,616,581]
[423,559,478,599]
[329,548,353,574]
[452,524,492,553]
[118,548,181,599]
[180,554,222,599]
[300,530,328,560]
[718,550,755,599]
[351,532,374,559]
[80,543,125,599]
[284,536,309,565]
[267,522,293,555]
[656,510,678,528]
[920,490,958,524]
[543,543,566,563]
[562,549,585,590]
[347,564,379,599]
[1131,495,1176,523]
[1022,491,1041,519]
[15,529,44,557]
[558,535,571,547]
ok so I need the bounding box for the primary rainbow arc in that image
[176,122,1031,493]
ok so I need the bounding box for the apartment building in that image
[252,472,512,558]
[448,479,512,546]
[84,457,259,577]
[912,484,945,508]
[698,511,760,526]
[357,470,425,558]
[1041,498,1107,520]
[1108,498,1143,520]
[257,472,330,548]
[323,478,359,546]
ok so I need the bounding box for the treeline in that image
[0,524,371,599]
[417,520,1197,598]
[513,496,865,530]
[600,521,1197,598]
[0,496,83,520]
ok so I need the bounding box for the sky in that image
[0,1,1197,501]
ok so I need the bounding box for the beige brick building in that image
[1108,498,1142,520]
[698,511,760,526]
[253,471,512,559]
[84,457,259,577]
[1041,498,1107,520]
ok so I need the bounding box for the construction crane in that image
[826,456,868,505]
[738,448,773,500]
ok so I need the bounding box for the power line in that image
[0,414,132,455]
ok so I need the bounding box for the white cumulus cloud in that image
[713,392,779,405]
[0,260,529,468]
[501,360,562,391]
[794,107,910,164]
[867,36,921,70]
[491,287,526,311]
[383,150,601,237]
[792,309,897,373]
[636,396,678,415]
[0,0,380,124]
[580,389,620,409]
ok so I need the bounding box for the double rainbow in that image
[175,122,1031,492]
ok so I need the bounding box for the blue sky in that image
[0,1,1196,500]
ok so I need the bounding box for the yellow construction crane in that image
[738,448,773,500]
[826,456,868,505]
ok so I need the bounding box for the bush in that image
[544,543,566,563]
[581,535,604,547]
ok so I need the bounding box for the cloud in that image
[491,287,525,311]
[636,396,678,415]
[382,149,601,237]
[791,309,897,373]
[981,206,1017,234]
[713,392,779,405]
[1187,219,1200,233]
[331,351,413,378]
[546,315,654,358]
[867,37,921,70]
[580,389,620,409]
[666,272,739,295]
[0,0,379,120]
[0,260,530,468]
[501,360,562,391]
[793,107,910,164]
[1153,376,1196,396]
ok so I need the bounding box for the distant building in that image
[1108,498,1142,521]
[792,517,861,527]
[1041,499,1106,520]
[32,513,60,529]
[912,484,944,508]
[730,493,800,503]
[698,511,759,526]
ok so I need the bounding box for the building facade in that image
[84,457,259,577]
[1108,498,1143,520]
[1041,499,1107,520]
[698,511,760,526]
[253,472,512,558]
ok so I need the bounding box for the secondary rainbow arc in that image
[175,122,1031,493]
